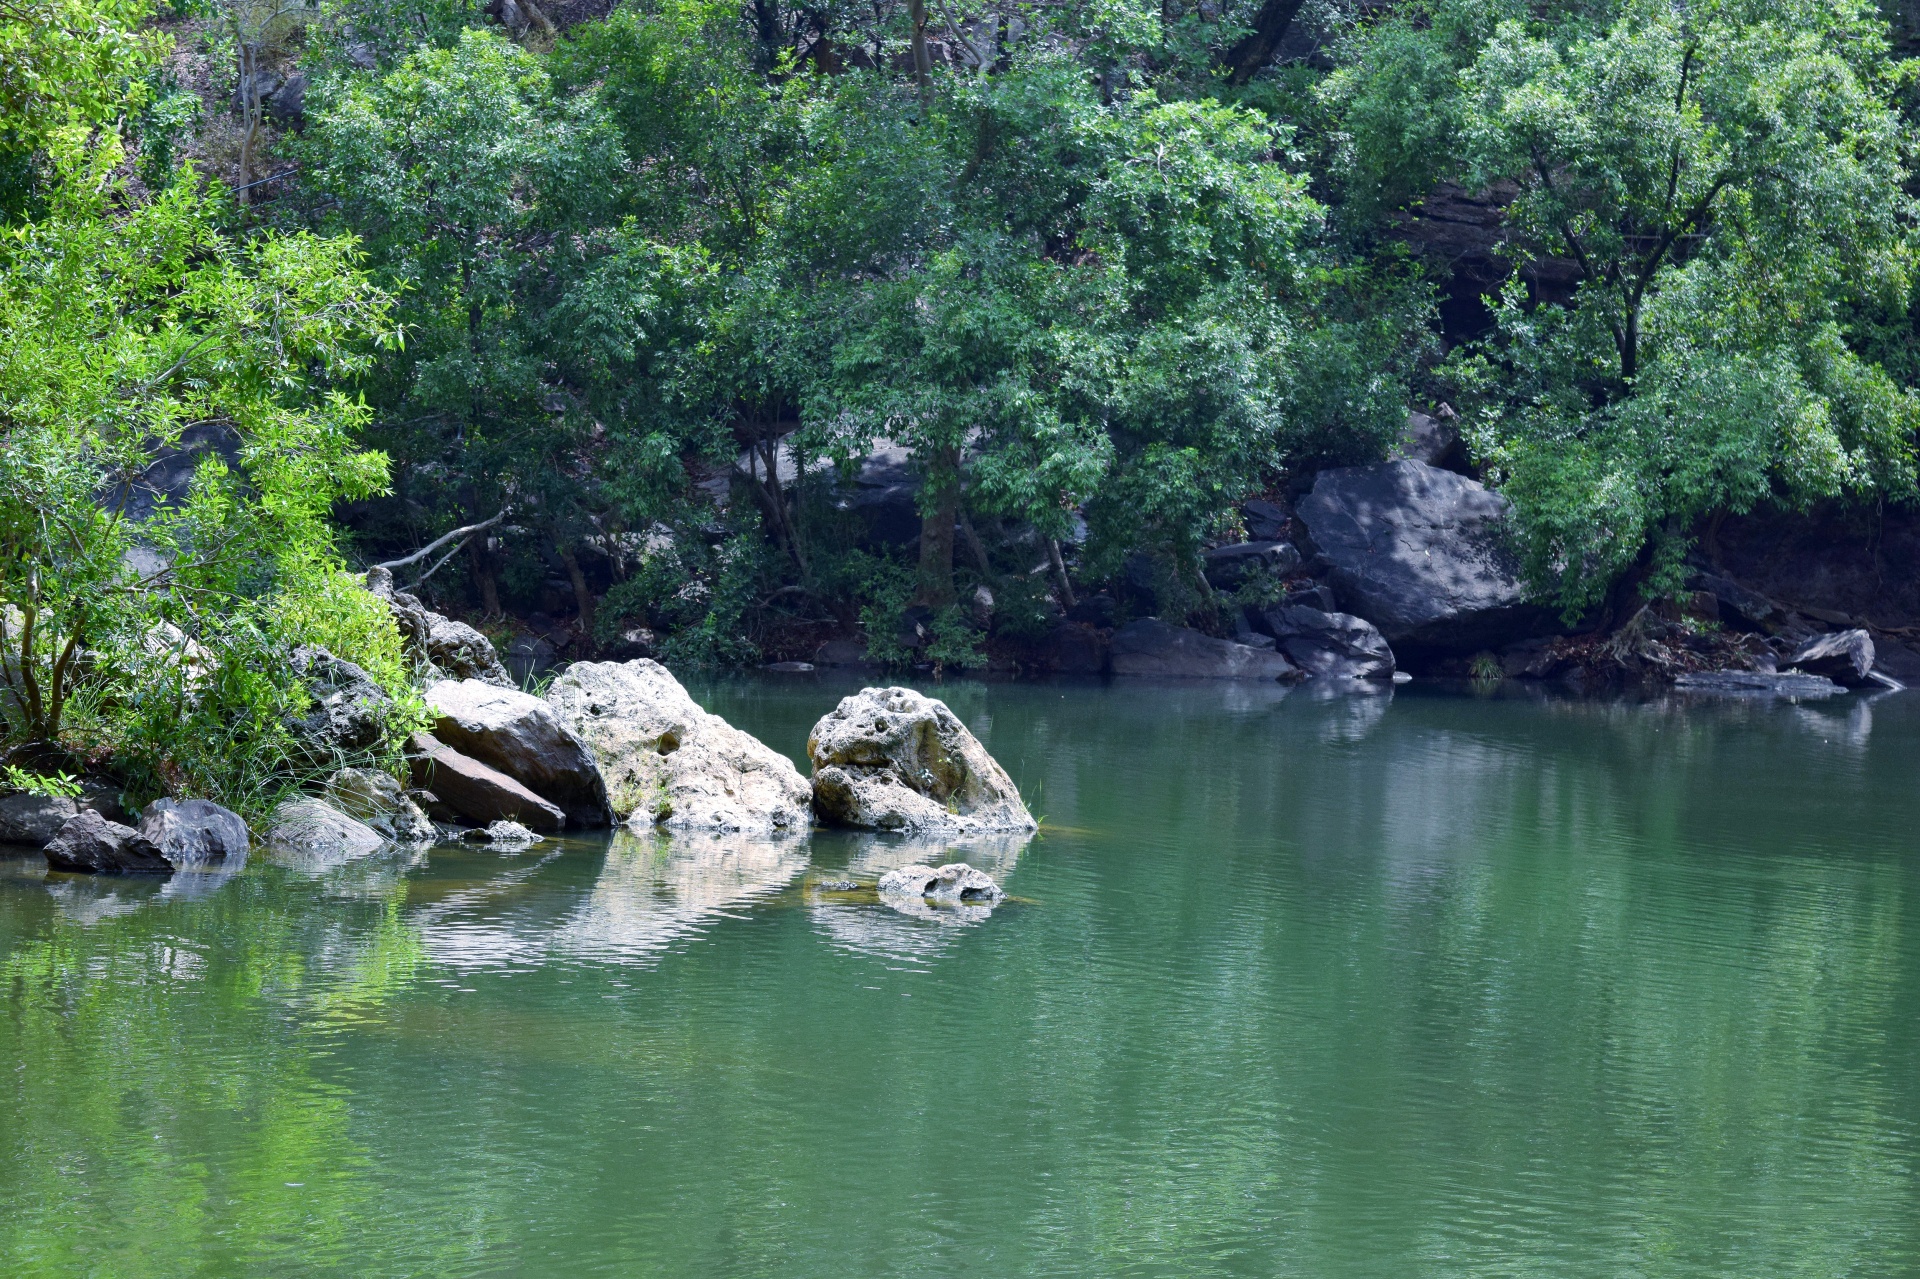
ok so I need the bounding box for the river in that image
[3,676,1918,1276]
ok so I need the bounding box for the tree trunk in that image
[1222,0,1306,86]
[557,540,596,645]
[907,0,932,95]
[468,538,503,617]
[913,450,961,608]
[1047,537,1076,610]
[236,41,259,209]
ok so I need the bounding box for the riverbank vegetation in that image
[4,0,1920,806]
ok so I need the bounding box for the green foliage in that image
[0,765,83,799]
[0,126,406,808]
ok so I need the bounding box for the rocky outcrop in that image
[366,567,512,686]
[544,660,810,832]
[1259,605,1396,680]
[44,810,173,874]
[1297,460,1557,654]
[807,686,1035,834]
[1109,618,1301,681]
[426,679,610,828]
[407,731,566,831]
[1201,540,1302,590]
[325,768,435,843]
[265,798,386,863]
[1787,630,1879,688]
[137,798,249,865]
[288,647,392,758]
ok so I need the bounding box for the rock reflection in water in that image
[810,829,1032,961]
[43,875,168,924]
[554,827,809,966]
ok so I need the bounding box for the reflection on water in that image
[4,678,1920,1277]
[555,828,809,965]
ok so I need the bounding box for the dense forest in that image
[5,0,1920,806]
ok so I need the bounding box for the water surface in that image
[3,678,1918,1277]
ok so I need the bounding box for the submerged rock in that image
[407,732,566,832]
[460,819,543,847]
[265,798,386,862]
[545,660,811,833]
[44,810,173,875]
[1673,670,1845,698]
[807,686,1035,834]
[325,768,435,844]
[1296,460,1556,653]
[426,679,610,828]
[1259,605,1396,681]
[876,862,1005,903]
[137,798,249,865]
[1109,618,1301,681]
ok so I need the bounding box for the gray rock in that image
[808,687,1036,835]
[506,633,559,686]
[1696,573,1780,630]
[366,568,512,686]
[0,784,126,847]
[325,768,435,843]
[1201,540,1302,590]
[813,639,876,667]
[1392,410,1465,469]
[460,820,543,847]
[877,862,1004,903]
[265,71,305,122]
[44,810,173,875]
[1296,460,1556,653]
[407,732,566,831]
[426,679,610,827]
[0,793,81,847]
[1242,498,1290,540]
[137,798,248,866]
[1109,618,1301,681]
[265,798,386,863]
[1788,629,1877,687]
[1259,605,1396,680]
[1674,670,1845,698]
[1039,622,1109,674]
[545,661,810,832]
[288,647,392,758]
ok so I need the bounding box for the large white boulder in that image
[806,686,1035,835]
[544,660,810,833]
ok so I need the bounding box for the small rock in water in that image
[814,879,860,892]
[461,820,544,847]
[1674,669,1844,698]
[138,798,249,866]
[877,862,1004,903]
[764,660,815,672]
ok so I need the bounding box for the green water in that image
[4,678,1919,1277]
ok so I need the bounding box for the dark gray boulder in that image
[1039,622,1109,674]
[407,732,566,832]
[1259,605,1396,680]
[138,798,249,865]
[1787,629,1877,687]
[1296,460,1556,653]
[1109,618,1301,681]
[44,810,173,875]
[288,647,391,758]
[0,785,127,848]
[426,679,611,827]
[1201,540,1302,590]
